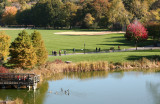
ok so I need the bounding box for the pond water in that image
[0,71,160,104]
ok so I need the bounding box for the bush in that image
[0,66,9,73]
[110,47,115,50]
[53,59,63,64]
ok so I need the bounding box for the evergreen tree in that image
[31,30,48,65]
[9,30,37,69]
[0,31,10,62]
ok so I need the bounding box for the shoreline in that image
[9,57,160,82]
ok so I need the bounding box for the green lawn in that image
[3,29,154,55]
[48,50,160,63]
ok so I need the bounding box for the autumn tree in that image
[31,30,48,65]
[9,30,37,69]
[1,6,17,25]
[129,0,149,22]
[61,1,78,28]
[0,31,10,62]
[76,0,110,28]
[125,20,148,50]
[84,13,95,28]
[150,0,160,22]
[109,0,133,29]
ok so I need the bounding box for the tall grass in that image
[10,57,160,80]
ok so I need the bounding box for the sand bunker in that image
[0,28,26,30]
[54,31,125,35]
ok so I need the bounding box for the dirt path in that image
[0,28,27,30]
[54,31,125,35]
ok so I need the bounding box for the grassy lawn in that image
[3,29,154,55]
[48,50,160,63]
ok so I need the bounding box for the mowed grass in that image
[48,50,160,62]
[3,29,153,55]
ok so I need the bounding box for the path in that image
[49,44,160,57]
[54,31,125,35]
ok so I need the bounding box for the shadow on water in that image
[0,82,48,104]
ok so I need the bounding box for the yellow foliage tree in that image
[84,13,95,28]
[0,31,10,62]
[109,0,133,25]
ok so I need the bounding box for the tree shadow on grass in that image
[126,55,160,61]
[98,36,154,47]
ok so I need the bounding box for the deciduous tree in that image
[0,31,10,62]
[109,0,132,25]
[84,13,95,28]
[125,20,148,50]
[1,6,17,25]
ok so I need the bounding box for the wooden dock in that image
[0,73,40,90]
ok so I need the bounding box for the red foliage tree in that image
[125,20,148,50]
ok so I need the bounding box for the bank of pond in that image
[0,71,160,104]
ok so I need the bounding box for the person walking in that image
[64,50,66,55]
[99,48,101,52]
[55,51,57,56]
[96,47,97,52]
[59,50,61,56]
[52,50,54,55]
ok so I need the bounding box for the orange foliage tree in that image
[1,6,17,25]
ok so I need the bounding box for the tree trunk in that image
[135,41,137,50]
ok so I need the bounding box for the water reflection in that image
[64,71,109,80]
[147,82,160,104]
[0,82,48,104]
[110,71,124,79]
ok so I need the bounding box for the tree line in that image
[0,0,159,29]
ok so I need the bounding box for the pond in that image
[0,71,160,104]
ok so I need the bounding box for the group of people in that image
[96,47,101,52]
[52,50,66,56]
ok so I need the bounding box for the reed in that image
[9,57,160,80]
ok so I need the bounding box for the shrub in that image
[0,66,9,73]
[110,47,115,50]
[125,20,148,50]
[53,59,64,64]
